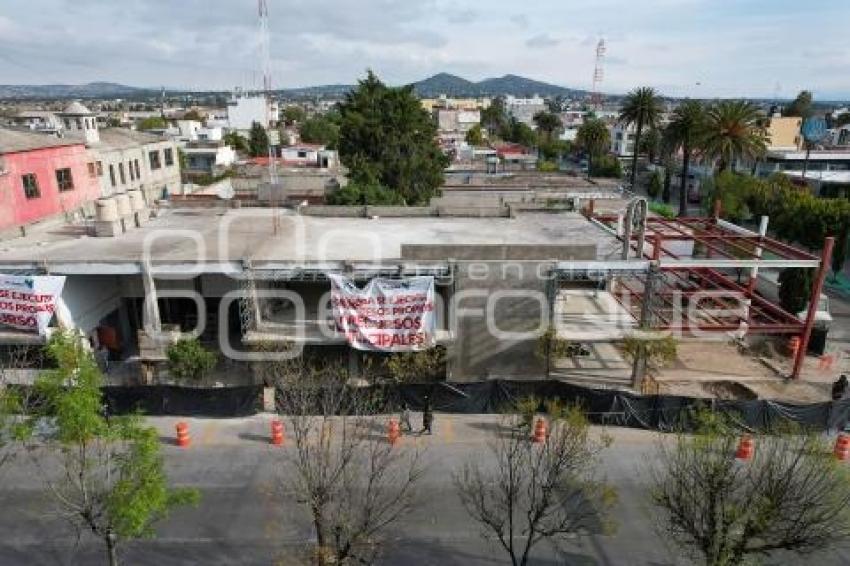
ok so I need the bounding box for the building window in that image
[21,173,40,199]
[149,150,161,170]
[55,168,74,192]
[164,148,174,167]
[134,159,141,180]
[87,162,97,178]
[96,161,103,177]
[109,164,116,187]
[118,163,126,184]
[128,160,135,181]
[297,151,307,158]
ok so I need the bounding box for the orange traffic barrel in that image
[835,434,850,461]
[735,434,754,460]
[270,419,284,446]
[387,418,400,446]
[532,418,547,444]
[176,422,190,448]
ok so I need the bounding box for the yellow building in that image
[766,115,803,150]
[420,96,491,112]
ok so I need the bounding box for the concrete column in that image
[141,263,162,334]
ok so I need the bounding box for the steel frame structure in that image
[583,211,830,378]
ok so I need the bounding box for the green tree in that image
[778,268,813,314]
[299,113,340,148]
[281,105,307,126]
[653,416,850,566]
[639,127,662,165]
[702,100,767,172]
[499,117,537,148]
[137,116,167,131]
[465,123,484,146]
[182,109,204,122]
[665,100,706,216]
[618,87,664,188]
[532,110,562,142]
[783,90,814,118]
[166,338,217,381]
[576,118,611,178]
[223,131,249,153]
[338,71,448,205]
[590,155,623,178]
[647,170,662,200]
[248,121,270,158]
[481,96,508,137]
[326,181,405,205]
[32,331,199,566]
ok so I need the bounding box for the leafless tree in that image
[454,409,616,566]
[0,345,40,470]
[652,419,850,566]
[276,356,424,565]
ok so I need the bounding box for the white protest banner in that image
[329,274,436,352]
[0,274,66,335]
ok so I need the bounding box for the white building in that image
[12,110,63,135]
[609,123,637,158]
[504,95,546,127]
[182,142,237,175]
[226,92,279,132]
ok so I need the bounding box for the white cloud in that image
[0,0,846,98]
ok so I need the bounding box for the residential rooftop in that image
[0,128,83,154]
[0,207,621,273]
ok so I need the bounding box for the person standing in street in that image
[422,397,434,435]
[400,402,413,433]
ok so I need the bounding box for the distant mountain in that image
[0,74,588,100]
[0,82,148,99]
[411,73,476,96]
[276,73,588,100]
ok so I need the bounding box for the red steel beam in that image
[792,237,834,379]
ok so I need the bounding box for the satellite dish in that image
[802,117,827,144]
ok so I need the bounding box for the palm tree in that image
[618,87,664,189]
[533,111,563,143]
[576,118,611,178]
[639,127,662,165]
[701,100,767,173]
[664,100,706,216]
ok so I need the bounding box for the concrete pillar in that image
[141,263,162,334]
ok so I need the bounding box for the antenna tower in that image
[591,38,606,109]
[258,0,280,233]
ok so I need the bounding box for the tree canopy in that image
[783,90,814,118]
[532,111,562,142]
[299,112,340,148]
[137,116,167,131]
[664,100,706,215]
[619,87,664,187]
[338,71,448,205]
[248,121,270,158]
[465,123,484,146]
[701,100,767,172]
[576,118,611,177]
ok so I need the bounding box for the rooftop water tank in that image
[127,189,146,212]
[115,193,132,217]
[95,198,119,222]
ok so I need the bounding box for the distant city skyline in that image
[1,0,848,100]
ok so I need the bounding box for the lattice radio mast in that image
[591,38,606,109]
[258,0,280,234]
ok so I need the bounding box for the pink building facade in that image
[0,134,101,233]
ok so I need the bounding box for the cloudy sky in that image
[1,0,848,99]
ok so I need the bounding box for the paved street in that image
[1,414,849,565]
